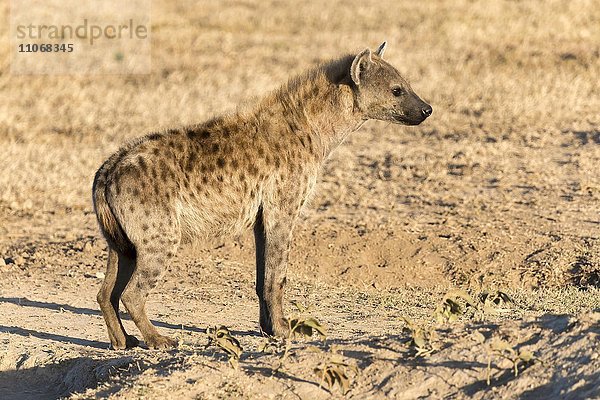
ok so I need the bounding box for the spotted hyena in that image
[93,42,432,349]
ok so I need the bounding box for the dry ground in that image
[0,0,599,398]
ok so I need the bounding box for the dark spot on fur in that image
[185,128,197,139]
[153,148,160,156]
[231,159,239,169]
[186,151,198,172]
[129,167,141,180]
[129,205,135,212]
[274,156,281,168]
[205,118,221,129]
[202,176,208,184]
[217,157,226,168]
[257,146,264,157]
[217,175,224,182]
[147,133,161,141]
[248,164,259,176]
[138,156,147,173]
[211,143,219,153]
[222,127,230,137]
[201,129,210,139]
[132,188,140,197]
[160,160,172,181]
[142,224,149,231]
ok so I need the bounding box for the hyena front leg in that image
[254,207,297,336]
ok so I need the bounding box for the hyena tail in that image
[92,165,136,259]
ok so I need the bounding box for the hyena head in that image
[350,42,432,125]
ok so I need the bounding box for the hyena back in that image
[93,42,432,349]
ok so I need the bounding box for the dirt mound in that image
[0,352,134,400]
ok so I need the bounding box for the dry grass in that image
[1,0,598,210]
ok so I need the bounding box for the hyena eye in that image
[391,87,404,97]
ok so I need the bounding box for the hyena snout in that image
[387,87,433,126]
[401,97,433,126]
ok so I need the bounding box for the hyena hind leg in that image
[97,248,139,349]
[121,246,178,349]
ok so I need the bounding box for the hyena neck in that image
[257,55,365,160]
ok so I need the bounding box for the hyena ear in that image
[351,48,373,86]
[375,41,387,58]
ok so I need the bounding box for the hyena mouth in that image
[392,113,424,126]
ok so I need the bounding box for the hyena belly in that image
[174,183,264,242]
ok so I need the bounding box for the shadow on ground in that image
[0,297,261,350]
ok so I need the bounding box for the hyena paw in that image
[261,317,290,337]
[110,334,139,350]
[145,334,178,350]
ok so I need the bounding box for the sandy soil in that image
[1,0,599,398]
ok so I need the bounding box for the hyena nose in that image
[421,105,433,118]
